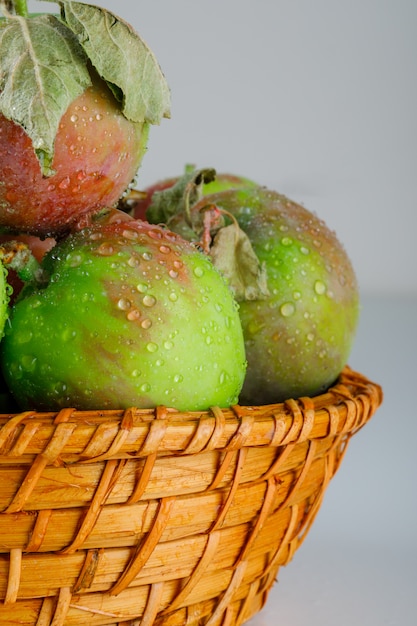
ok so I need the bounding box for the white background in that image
[26,2,417,624]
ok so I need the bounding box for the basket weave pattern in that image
[0,367,382,625]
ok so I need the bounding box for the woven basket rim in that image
[0,366,383,464]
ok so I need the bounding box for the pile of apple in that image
[0,0,359,413]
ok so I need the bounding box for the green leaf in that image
[0,12,91,174]
[54,0,171,124]
[210,222,270,302]
[147,167,216,226]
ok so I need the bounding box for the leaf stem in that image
[3,0,28,16]
[14,0,28,16]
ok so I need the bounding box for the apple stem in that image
[15,0,28,16]
[0,241,49,287]
[198,204,225,254]
[2,0,28,16]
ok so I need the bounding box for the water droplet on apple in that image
[219,371,230,385]
[127,309,140,321]
[123,229,138,240]
[97,242,114,256]
[66,252,83,267]
[62,328,77,342]
[314,280,326,295]
[148,229,162,240]
[280,302,295,317]
[117,297,131,311]
[16,328,32,344]
[194,266,204,277]
[58,177,70,190]
[128,256,139,268]
[143,294,156,307]
[21,354,37,372]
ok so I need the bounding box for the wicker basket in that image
[0,366,382,626]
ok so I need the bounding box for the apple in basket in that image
[0,209,247,411]
[0,0,170,238]
[142,169,360,404]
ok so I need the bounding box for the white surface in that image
[30,0,417,295]
[246,293,417,625]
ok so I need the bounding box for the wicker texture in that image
[0,367,382,625]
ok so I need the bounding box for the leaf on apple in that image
[146,167,217,226]
[0,13,91,175]
[0,1,171,175]
[210,221,270,301]
[56,0,171,125]
[144,167,270,301]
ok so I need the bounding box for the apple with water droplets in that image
[0,0,170,238]
[150,181,360,404]
[202,187,360,403]
[0,75,149,237]
[0,212,246,411]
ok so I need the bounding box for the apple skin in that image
[0,75,149,238]
[194,187,360,404]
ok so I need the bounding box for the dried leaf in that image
[56,0,171,124]
[210,222,270,301]
[0,13,91,174]
[0,1,170,176]
[147,167,216,225]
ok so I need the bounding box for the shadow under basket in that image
[0,366,382,626]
